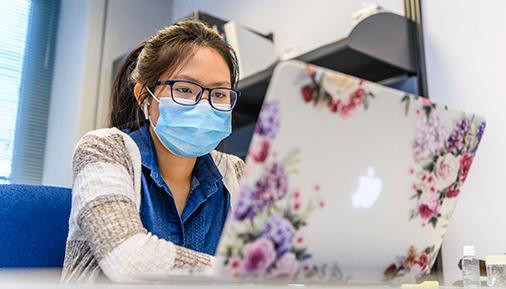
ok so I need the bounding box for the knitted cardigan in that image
[60,128,244,283]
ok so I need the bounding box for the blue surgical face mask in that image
[144,90,232,157]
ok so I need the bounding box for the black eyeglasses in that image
[149,80,240,112]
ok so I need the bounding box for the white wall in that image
[422,0,506,284]
[43,0,105,187]
[171,0,404,58]
[94,0,174,129]
[43,0,173,187]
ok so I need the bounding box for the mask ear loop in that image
[144,86,181,157]
[145,86,163,133]
[143,100,149,120]
[144,86,160,120]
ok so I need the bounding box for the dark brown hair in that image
[109,19,240,131]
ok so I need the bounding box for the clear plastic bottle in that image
[462,245,481,287]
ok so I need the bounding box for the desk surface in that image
[0,269,460,289]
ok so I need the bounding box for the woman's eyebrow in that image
[173,74,231,87]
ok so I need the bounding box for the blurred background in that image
[0,0,505,284]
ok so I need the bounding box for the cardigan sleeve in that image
[210,150,245,207]
[62,129,214,283]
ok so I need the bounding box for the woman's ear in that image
[133,83,143,105]
[134,83,150,120]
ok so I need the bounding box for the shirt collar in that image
[193,153,223,197]
[126,123,223,196]
[127,123,157,170]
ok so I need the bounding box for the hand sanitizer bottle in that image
[463,245,481,287]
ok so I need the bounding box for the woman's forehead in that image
[162,47,231,87]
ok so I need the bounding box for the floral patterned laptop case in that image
[215,60,486,284]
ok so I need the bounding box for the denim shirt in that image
[127,123,230,255]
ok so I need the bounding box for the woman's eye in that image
[213,92,225,98]
[176,87,193,94]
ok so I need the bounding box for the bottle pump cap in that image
[463,245,476,256]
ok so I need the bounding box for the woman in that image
[61,20,245,283]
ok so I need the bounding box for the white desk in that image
[0,269,459,289]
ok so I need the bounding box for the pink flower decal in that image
[384,245,435,281]
[301,85,314,103]
[418,204,435,220]
[409,110,485,227]
[418,97,433,107]
[251,139,270,163]
[242,237,276,275]
[459,153,474,183]
[300,67,374,118]
[227,257,242,277]
[417,186,440,220]
[433,153,460,190]
[445,183,460,198]
[270,252,298,278]
[415,251,431,272]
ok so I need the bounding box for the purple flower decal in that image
[472,121,486,153]
[242,237,276,275]
[255,101,280,139]
[446,118,472,155]
[262,214,295,256]
[256,162,289,203]
[233,186,257,221]
[233,162,289,221]
[413,114,447,163]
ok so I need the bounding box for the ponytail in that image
[109,42,146,131]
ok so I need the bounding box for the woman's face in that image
[140,47,232,127]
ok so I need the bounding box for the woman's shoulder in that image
[77,127,133,144]
[73,127,142,177]
[210,150,245,180]
[210,151,245,204]
[75,127,139,153]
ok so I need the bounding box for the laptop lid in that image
[215,60,486,284]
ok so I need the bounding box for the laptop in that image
[137,60,486,285]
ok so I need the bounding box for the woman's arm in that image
[64,129,213,283]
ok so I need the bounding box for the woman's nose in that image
[201,89,210,100]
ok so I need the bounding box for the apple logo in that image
[351,167,383,209]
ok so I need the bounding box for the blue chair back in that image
[0,184,71,267]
